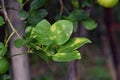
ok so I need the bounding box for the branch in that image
[1,0,21,38]
[59,0,70,19]
[10,52,27,58]
[5,32,14,47]
[59,0,64,19]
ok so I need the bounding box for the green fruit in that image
[97,0,119,8]
[0,57,9,75]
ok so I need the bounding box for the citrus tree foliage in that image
[0,0,101,75]
[14,19,91,62]
[15,0,94,62]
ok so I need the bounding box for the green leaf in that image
[17,0,23,5]
[71,0,79,8]
[27,9,48,26]
[0,16,5,27]
[25,26,33,37]
[0,42,7,57]
[53,50,81,62]
[30,0,46,10]
[50,20,73,45]
[73,21,78,31]
[18,9,29,20]
[33,19,53,45]
[68,9,89,22]
[81,0,93,8]
[59,37,91,52]
[14,39,27,48]
[35,50,49,63]
[82,18,97,30]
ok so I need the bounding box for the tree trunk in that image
[101,34,117,80]
[66,61,77,80]
[6,0,31,80]
[104,8,120,80]
[66,22,87,80]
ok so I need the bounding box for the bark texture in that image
[6,0,31,80]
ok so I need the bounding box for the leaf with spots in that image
[33,19,53,45]
[58,37,91,52]
[50,20,73,45]
[52,50,81,62]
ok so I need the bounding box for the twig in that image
[59,0,70,19]
[5,32,14,47]
[7,51,28,58]
[19,0,30,9]
[1,0,21,38]
[64,6,70,14]
[10,52,27,57]
[20,0,29,9]
[59,0,64,19]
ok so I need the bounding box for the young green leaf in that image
[27,9,48,26]
[82,18,97,30]
[14,39,27,48]
[81,0,93,8]
[68,9,89,22]
[59,37,91,52]
[53,50,81,62]
[30,0,46,10]
[33,19,53,45]
[50,20,73,45]
[25,26,33,37]
[0,16,5,27]
[0,42,7,57]
[71,0,79,8]
[17,0,23,5]
[18,9,29,20]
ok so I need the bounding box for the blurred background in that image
[0,0,120,80]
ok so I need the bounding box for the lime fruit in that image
[97,0,119,8]
[0,57,9,75]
